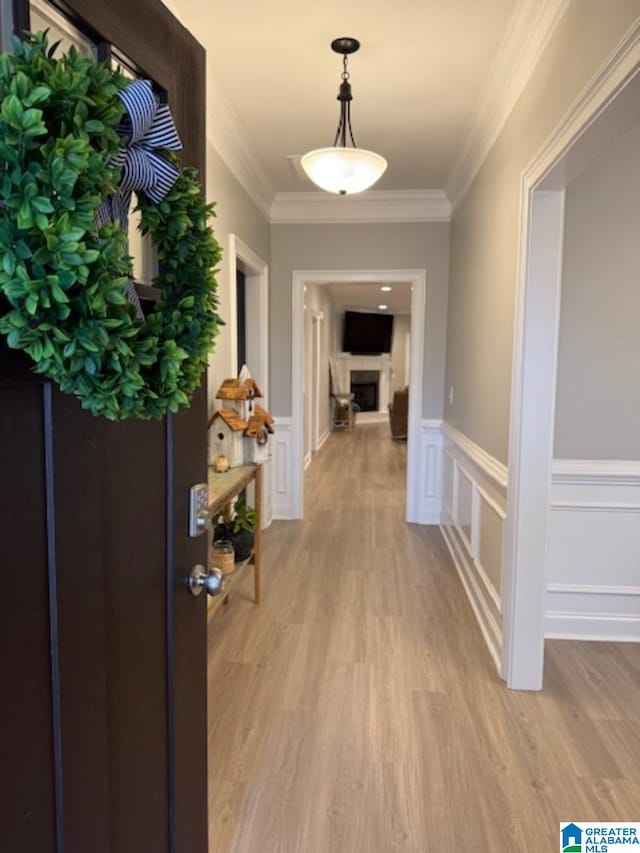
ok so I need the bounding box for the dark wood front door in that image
[0,2,209,851]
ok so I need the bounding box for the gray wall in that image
[444,0,640,465]
[270,222,450,418]
[554,121,640,460]
[205,144,270,410]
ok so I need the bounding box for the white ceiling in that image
[325,282,412,315]
[172,0,518,195]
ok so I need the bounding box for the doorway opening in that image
[292,269,426,522]
[503,38,640,690]
[226,235,271,526]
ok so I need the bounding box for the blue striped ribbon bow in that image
[95,80,183,317]
[112,79,183,208]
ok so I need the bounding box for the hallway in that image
[207,424,640,852]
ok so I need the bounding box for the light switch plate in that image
[189,483,209,537]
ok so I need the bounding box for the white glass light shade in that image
[300,147,387,194]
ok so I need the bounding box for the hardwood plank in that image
[207,423,640,852]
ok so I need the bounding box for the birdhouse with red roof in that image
[209,366,274,467]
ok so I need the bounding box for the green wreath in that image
[0,32,222,420]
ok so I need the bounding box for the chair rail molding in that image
[441,422,508,490]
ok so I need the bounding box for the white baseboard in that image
[545,611,640,641]
[546,459,640,641]
[317,427,331,450]
[272,418,296,519]
[441,520,502,671]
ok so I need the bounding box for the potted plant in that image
[212,495,258,563]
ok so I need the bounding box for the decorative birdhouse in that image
[208,408,247,468]
[210,366,275,467]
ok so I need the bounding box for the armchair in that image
[388,387,408,439]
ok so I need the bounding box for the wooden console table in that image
[207,463,262,616]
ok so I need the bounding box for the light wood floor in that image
[207,423,640,852]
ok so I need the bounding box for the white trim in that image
[227,235,269,394]
[440,447,506,671]
[547,583,640,596]
[270,190,451,224]
[505,22,640,690]
[317,427,331,451]
[442,422,508,490]
[205,70,274,219]
[272,418,295,520]
[550,501,640,513]
[291,269,426,523]
[310,309,323,452]
[476,483,508,521]
[417,420,443,524]
[440,523,503,672]
[446,0,570,209]
[227,236,271,525]
[552,459,640,485]
[546,461,640,640]
[545,612,640,642]
[30,0,97,52]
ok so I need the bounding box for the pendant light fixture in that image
[301,37,387,195]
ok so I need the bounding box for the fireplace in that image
[350,370,379,412]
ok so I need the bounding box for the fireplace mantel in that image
[334,353,393,414]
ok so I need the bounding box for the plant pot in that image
[229,529,254,562]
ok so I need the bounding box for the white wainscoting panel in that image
[417,420,443,524]
[545,459,640,641]
[440,423,508,672]
[272,418,296,520]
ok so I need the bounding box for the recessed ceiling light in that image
[378,304,388,310]
[380,285,392,292]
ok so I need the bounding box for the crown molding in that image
[205,67,276,220]
[269,189,451,225]
[445,0,570,212]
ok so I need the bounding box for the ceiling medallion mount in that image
[330,37,360,55]
[300,37,387,196]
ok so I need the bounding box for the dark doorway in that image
[350,370,380,412]
[0,2,208,852]
[236,267,246,369]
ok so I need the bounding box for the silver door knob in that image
[188,564,225,597]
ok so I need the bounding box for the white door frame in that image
[310,309,323,453]
[502,27,640,690]
[227,235,271,525]
[291,269,426,521]
[227,235,269,395]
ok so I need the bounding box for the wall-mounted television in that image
[342,310,394,355]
